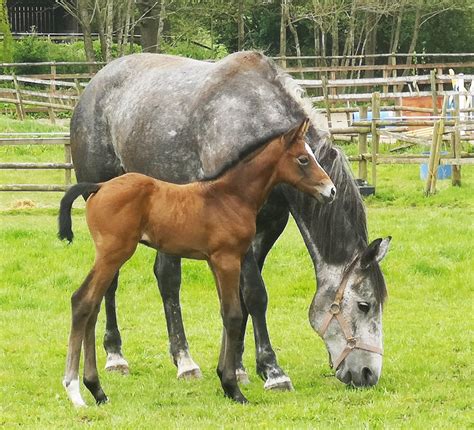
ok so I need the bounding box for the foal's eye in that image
[358,302,371,313]
[297,156,309,166]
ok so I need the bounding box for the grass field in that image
[1,118,473,428]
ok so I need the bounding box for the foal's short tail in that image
[58,183,101,243]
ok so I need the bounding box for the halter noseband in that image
[318,260,383,370]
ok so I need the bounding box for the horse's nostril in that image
[330,187,336,196]
[362,367,373,385]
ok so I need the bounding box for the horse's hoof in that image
[105,354,129,375]
[236,368,250,385]
[96,395,109,405]
[264,375,294,391]
[177,366,202,380]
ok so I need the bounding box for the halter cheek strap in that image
[318,267,383,370]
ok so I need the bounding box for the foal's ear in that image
[360,236,392,269]
[282,118,310,148]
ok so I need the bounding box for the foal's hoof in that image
[264,375,294,391]
[177,366,202,380]
[236,368,250,385]
[105,353,130,375]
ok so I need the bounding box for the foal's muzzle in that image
[315,183,336,203]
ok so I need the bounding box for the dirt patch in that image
[10,199,36,209]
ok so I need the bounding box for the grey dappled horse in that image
[70,51,391,391]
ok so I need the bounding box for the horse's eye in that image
[297,156,309,166]
[358,302,371,313]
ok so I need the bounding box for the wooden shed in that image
[7,0,78,34]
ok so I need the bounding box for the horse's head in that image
[309,237,391,387]
[277,119,336,203]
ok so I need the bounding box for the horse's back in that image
[71,51,303,184]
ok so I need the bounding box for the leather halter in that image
[318,260,383,370]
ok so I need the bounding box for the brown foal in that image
[58,118,335,406]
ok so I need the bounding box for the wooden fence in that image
[339,92,474,195]
[0,132,72,192]
[1,55,473,194]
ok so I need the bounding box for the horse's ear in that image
[360,236,392,269]
[282,118,310,148]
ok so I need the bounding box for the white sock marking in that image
[63,378,86,407]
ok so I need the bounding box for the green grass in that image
[1,117,473,428]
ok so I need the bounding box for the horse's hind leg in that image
[103,272,130,374]
[84,302,108,404]
[154,253,201,379]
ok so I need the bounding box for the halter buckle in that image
[347,337,357,349]
[329,302,340,315]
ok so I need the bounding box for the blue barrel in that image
[420,152,452,180]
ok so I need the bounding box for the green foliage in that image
[0,0,13,63]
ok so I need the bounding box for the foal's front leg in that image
[210,254,247,404]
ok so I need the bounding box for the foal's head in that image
[276,119,335,203]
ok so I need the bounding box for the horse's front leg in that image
[154,252,201,379]
[103,272,130,374]
[210,253,247,403]
[240,249,293,391]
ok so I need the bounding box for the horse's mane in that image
[200,126,291,182]
[272,60,387,304]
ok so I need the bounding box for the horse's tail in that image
[58,183,101,243]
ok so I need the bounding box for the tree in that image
[0,0,13,63]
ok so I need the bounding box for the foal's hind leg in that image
[103,272,130,374]
[154,253,201,379]
[84,303,108,404]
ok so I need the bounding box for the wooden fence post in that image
[429,97,448,194]
[430,69,438,116]
[48,63,57,124]
[424,120,441,196]
[358,105,368,180]
[64,142,72,187]
[382,69,389,94]
[12,74,25,120]
[321,75,332,129]
[371,92,380,189]
[452,93,462,186]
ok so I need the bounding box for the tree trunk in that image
[95,6,108,61]
[105,0,114,62]
[313,21,320,67]
[391,1,404,53]
[331,14,339,67]
[137,0,161,53]
[237,0,244,51]
[405,4,421,67]
[364,12,378,79]
[287,18,302,78]
[342,0,356,68]
[279,0,288,68]
[77,0,95,65]
[156,0,166,53]
[119,0,133,56]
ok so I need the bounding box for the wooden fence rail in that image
[0,133,72,192]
